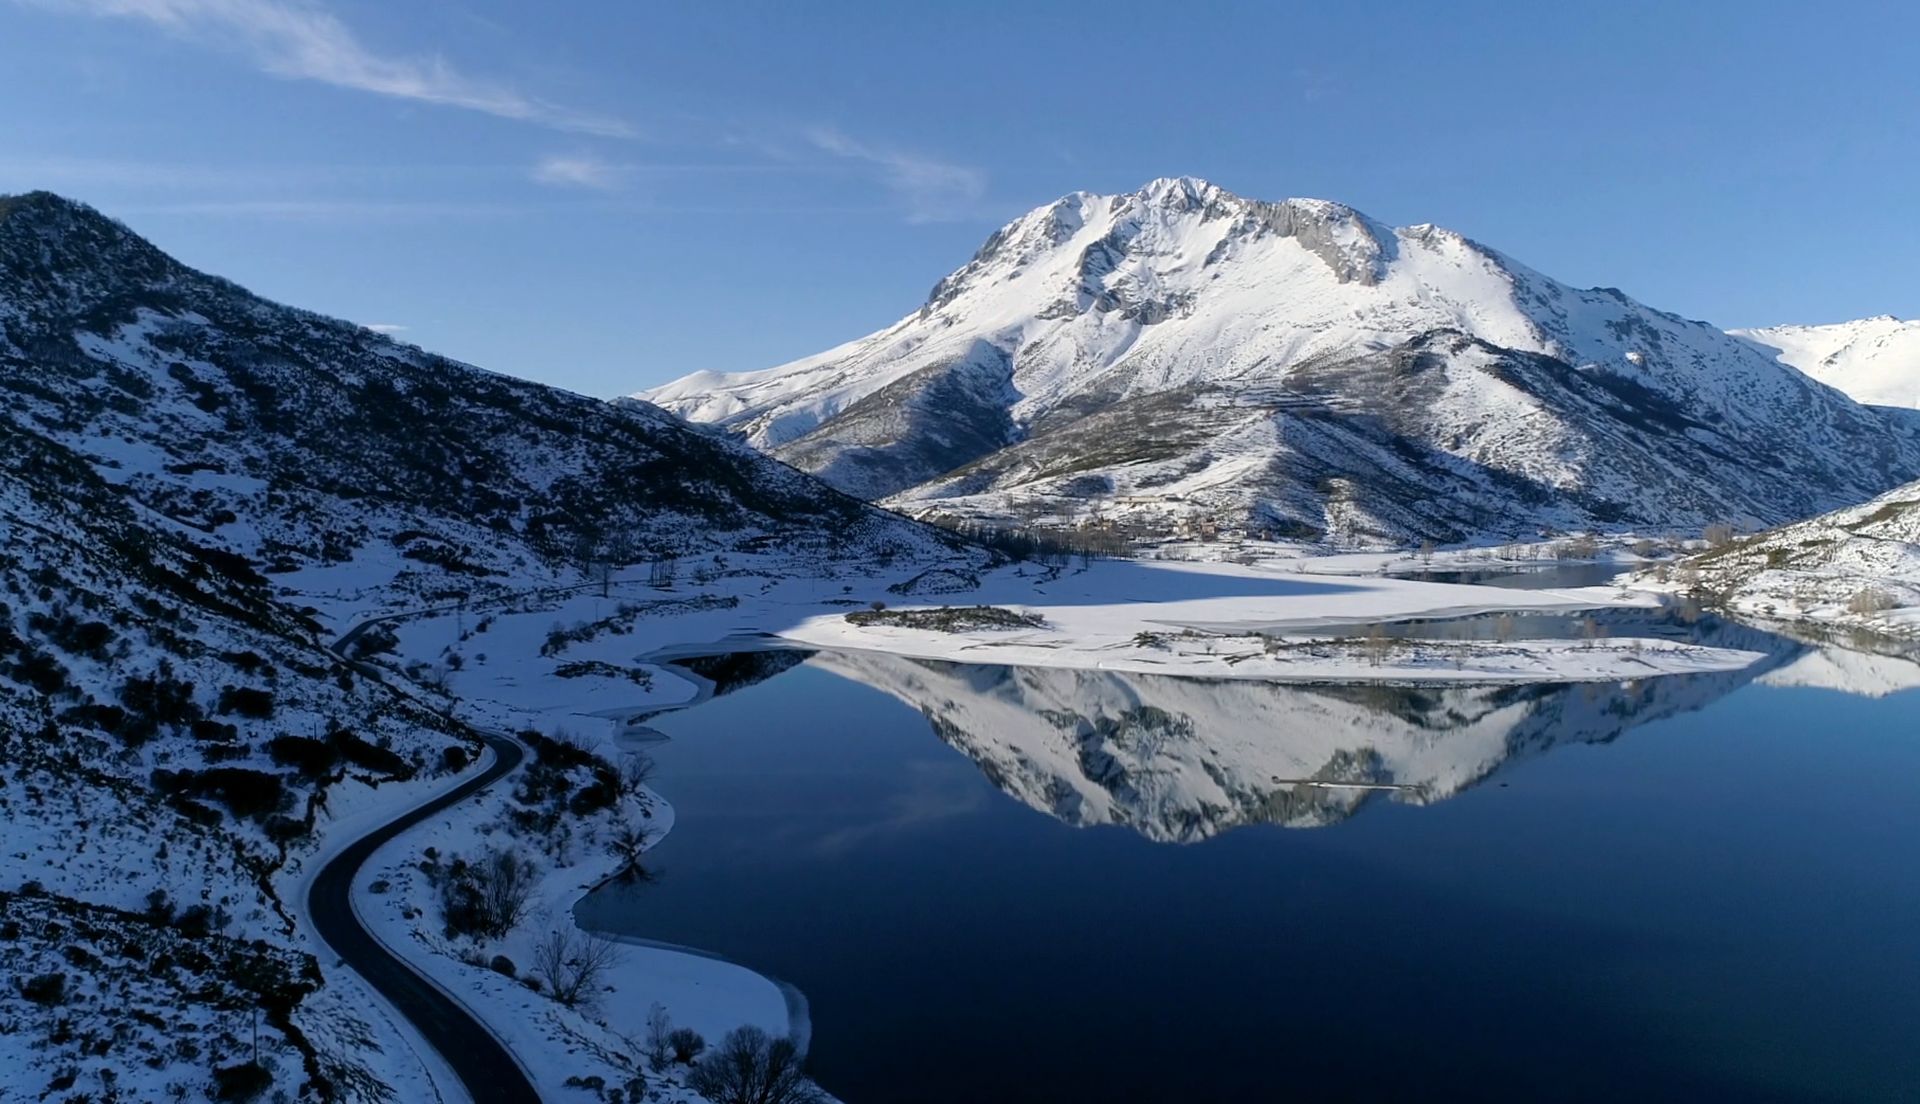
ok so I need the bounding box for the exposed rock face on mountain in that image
[644,178,1920,545]
[1732,315,1920,410]
[808,623,1799,843]
[1658,479,1920,638]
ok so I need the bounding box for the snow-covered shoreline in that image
[776,560,1762,684]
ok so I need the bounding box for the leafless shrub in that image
[1703,522,1737,548]
[644,1003,673,1071]
[668,1026,707,1064]
[686,1025,823,1104]
[1579,616,1607,650]
[1363,625,1394,667]
[440,848,537,939]
[531,927,623,1008]
[606,818,659,883]
[1847,587,1898,614]
[1556,534,1600,560]
[615,753,656,798]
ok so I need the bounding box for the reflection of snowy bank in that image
[789,622,1764,684]
[806,625,1803,842]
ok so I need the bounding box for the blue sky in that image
[3,0,1915,397]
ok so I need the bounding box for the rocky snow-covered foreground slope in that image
[1732,315,1920,410]
[645,178,1920,544]
[0,191,976,1102]
[1654,479,1920,638]
[0,415,468,1099]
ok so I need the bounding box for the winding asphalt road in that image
[309,619,543,1102]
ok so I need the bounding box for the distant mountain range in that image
[1732,315,1920,410]
[0,191,960,608]
[644,178,1920,545]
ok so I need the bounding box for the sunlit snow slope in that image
[645,178,1920,545]
[1731,316,1920,410]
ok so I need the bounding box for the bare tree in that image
[441,848,538,939]
[1557,533,1600,560]
[615,752,657,798]
[1492,614,1517,644]
[644,1003,673,1071]
[1703,522,1737,549]
[531,927,623,1008]
[647,556,677,588]
[1363,624,1394,667]
[687,1025,824,1104]
[1580,616,1607,650]
[606,818,659,883]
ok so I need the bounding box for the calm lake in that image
[579,632,1920,1103]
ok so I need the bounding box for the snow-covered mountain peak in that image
[641,180,1920,543]
[915,178,1405,329]
[1136,174,1219,205]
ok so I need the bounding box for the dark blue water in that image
[1384,561,1629,589]
[580,645,1920,1104]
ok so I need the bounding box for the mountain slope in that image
[0,192,964,616]
[1731,315,1920,410]
[644,178,1920,544]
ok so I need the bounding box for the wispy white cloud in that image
[805,127,986,223]
[530,153,623,190]
[17,0,632,136]
[362,321,407,334]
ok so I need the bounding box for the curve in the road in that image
[307,729,542,1104]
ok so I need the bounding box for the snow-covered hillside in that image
[1653,479,1920,638]
[0,191,965,620]
[0,414,470,1098]
[1731,315,1920,410]
[644,178,1920,545]
[0,190,975,1101]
